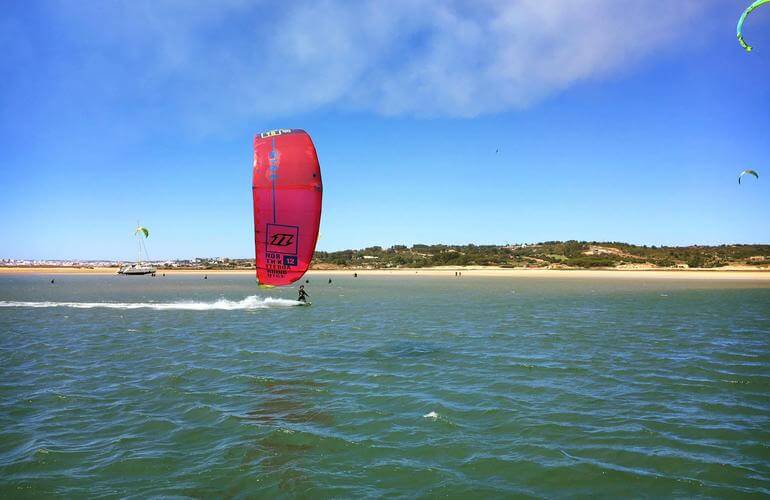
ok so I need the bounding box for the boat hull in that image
[119,265,156,276]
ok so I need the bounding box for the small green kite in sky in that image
[738,0,770,52]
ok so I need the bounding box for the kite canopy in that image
[135,226,149,238]
[252,129,322,286]
[738,169,759,184]
[738,0,770,52]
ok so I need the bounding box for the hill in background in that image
[310,242,770,270]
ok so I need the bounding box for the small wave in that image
[0,295,302,311]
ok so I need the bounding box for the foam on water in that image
[0,295,301,310]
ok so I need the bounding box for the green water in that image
[1,274,769,497]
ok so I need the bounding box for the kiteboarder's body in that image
[297,285,309,302]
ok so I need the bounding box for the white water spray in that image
[0,295,302,311]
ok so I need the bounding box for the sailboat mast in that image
[140,237,149,263]
[137,231,142,263]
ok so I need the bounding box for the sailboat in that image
[118,225,157,276]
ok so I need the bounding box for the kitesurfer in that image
[297,285,310,302]
[328,278,332,284]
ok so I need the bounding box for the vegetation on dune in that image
[310,242,770,270]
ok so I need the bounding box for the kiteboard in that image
[297,301,312,307]
[252,129,322,287]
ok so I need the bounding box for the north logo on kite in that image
[266,223,299,255]
[271,233,295,246]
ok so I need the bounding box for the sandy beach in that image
[2,266,769,280]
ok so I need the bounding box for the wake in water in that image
[0,295,303,311]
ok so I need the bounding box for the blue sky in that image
[2,0,769,260]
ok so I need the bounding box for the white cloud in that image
[50,0,713,120]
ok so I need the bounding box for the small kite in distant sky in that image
[738,169,759,184]
[737,0,770,52]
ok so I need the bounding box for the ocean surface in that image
[1,273,769,497]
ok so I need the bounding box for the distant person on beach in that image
[297,285,309,302]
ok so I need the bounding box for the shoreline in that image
[2,266,770,280]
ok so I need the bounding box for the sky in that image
[1,0,769,260]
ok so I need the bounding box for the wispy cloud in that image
[45,0,712,121]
